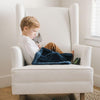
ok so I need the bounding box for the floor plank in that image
[0,86,100,100]
[0,87,19,100]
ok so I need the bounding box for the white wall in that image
[23,0,62,7]
[0,0,100,88]
[0,0,22,87]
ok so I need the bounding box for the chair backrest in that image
[25,7,71,52]
[16,3,79,53]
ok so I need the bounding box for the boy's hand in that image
[37,44,41,49]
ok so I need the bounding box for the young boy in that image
[20,16,74,65]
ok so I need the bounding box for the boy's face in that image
[23,26,40,39]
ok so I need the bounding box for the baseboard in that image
[94,74,100,88]
[0,74,11,88]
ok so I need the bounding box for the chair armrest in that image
[73,44,92,66]
[11,46,24,68]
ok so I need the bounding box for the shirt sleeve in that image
[24,40,39,59]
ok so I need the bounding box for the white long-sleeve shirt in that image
[19,35,39,65]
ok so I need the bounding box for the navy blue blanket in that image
[32,47,73,65]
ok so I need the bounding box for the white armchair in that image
[11,3,93,100]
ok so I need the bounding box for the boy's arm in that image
[25,41,38,56]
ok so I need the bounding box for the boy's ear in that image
[24,26,28,31]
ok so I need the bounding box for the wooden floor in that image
[0,87,19,100]
[0,86,100,100]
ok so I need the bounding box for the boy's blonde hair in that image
[20,16,40,31]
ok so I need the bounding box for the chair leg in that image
[69,94,76,100]
[19,95,27,100]
[80,93,85,100]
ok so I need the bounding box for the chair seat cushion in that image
[12,64,93,83]
[11,64,93,94]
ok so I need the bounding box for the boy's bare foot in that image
[71,50,74,63]
[72,50,74,56]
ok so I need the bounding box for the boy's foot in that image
[71,50,74,56]
[71,50,74,63]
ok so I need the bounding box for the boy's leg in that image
[44,42,63,54]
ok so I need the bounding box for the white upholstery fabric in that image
[11,3,94,95]
[11,46,24,68]
[73,44,92,66]
[12,65,93,83]
[11,65,93,94]
[69,3,79,49]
